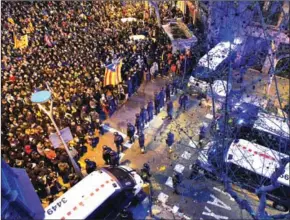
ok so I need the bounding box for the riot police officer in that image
[141,163,151,183]
[127,123,135,144]
[140,106,148,126]
[102,145,112,165]
[114,132,124,155]
[165,83,171,101]
[167,100,173,120]
[183,94,189,111]
[138,131,145,153]
[199,123,207,145]
[159,87,165,109]
[166,131,175,153]
[154,92,160,115]
[172,172,182,194]
[109,150,119,167]
[135,113,143,134]
[147,100,154,121]
[179,94,185,110]
[85,159,97,174]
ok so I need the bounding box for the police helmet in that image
[143,163,149,169]
[102,145,109,150]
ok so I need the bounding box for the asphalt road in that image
[77,76,285,219]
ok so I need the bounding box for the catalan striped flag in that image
[103,59,123,86]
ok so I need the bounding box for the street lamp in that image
[31,90,83,179]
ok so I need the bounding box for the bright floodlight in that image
[31,90,51,104]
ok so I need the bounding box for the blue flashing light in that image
[237,119,244,125]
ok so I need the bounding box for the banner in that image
[104,59,123,86]
[14,34,28,49]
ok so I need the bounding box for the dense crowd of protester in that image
[1,1,193,202]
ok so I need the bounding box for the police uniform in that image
[147,101,154,121]
[141,107,148,125]
[109,151,119,167]
[141,164,151,182]
[135,114,142,134]
[159,88,165,108]
[166,132,174,152]
[85,160,97,174]
[102,146,112,165]
[138,132,145,153]
[114,133,124,155]
[127,123,135,143]
[183,94,189,111]
[154,93,160,115]
[172,173,181,194]
[165,84,171,101]
[167,101,173,119]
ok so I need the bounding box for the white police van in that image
[233,103,290,155]
[192,38,244,81]
[44,166,143,220]
[194,139,290,212]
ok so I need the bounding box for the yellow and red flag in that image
[103,59,123,86]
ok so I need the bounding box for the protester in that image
[1,1,173,202]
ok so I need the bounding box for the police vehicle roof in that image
[197,38,242,72]
[226,139,289,186]
[253,112,290,140]
[44,169,121,220]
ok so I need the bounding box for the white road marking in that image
[183,215,191,220]
[102,124,127,138]
[119,153,125,160]
[213,187,235,201]
[157,192,169,204]
[172,205,179,214]
[205,114,213,119]
[202,206,229,220]
[165,177,173,188]
[123,141,133,149]
[207,194,231,211]
[174,164,185,173]
[181,151,192,160]
[189,140,198,148]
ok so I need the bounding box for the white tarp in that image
[121,17,137,23]
[198,38,243,71]
[129,35,146,41]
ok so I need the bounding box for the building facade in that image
[1,160,44,220]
